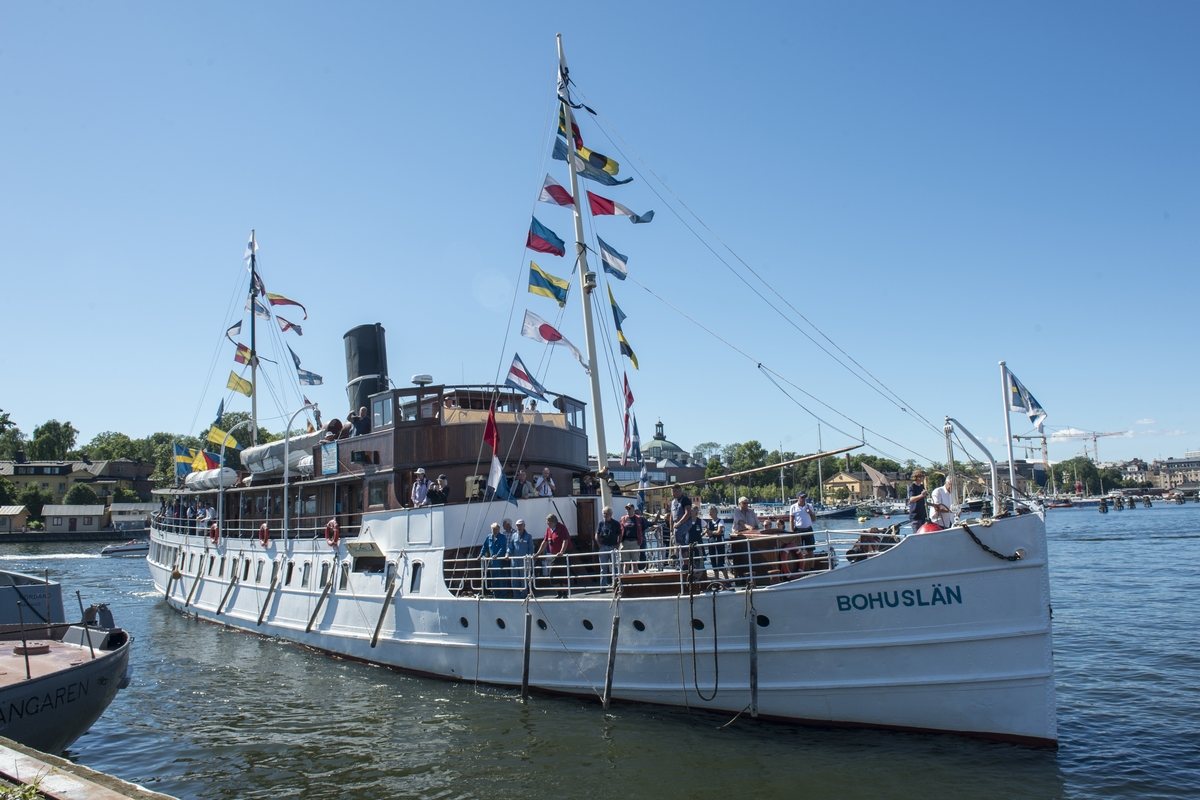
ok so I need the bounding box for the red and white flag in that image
[586,191,654,224]
[622,372,635,410]
[539,174,574,208]
[520,310,588,372]
[276,316,303,336]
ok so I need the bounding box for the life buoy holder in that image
[259,523,270,547]
[324,519,340,548]
[209,522,219,544]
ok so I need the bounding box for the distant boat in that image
[815,506,857,519]
[0,570,131,753]
[100,540,150,557]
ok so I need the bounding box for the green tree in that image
[692,442,721,464]
[17,484,55,520]
[82,431,140,461]
[0,409,26,461]
[27,420,79,461]
[0,475,16,506]
[112,486,143,503]
[64,483,99,505]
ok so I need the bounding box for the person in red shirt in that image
[535,513,574,595]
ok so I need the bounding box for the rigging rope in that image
[573,86,942,438]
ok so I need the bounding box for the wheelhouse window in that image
[368,481,387,508]
[371,393,394,429]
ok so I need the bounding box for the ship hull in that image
[148,507,1056,746]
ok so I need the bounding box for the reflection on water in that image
[1,507,1196,798]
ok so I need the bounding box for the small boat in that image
[100,540,150,557]
[0,570,131,753]
[815,506,858,520]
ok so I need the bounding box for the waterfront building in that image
[1156,454,1200,490]
[108,502,159,530]
[0,506,30,533]
[0,457,155,504]
[41,504,108,533]
[642,420,695,466]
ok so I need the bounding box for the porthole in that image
[582,619,594,630]
[496,618,506,629]
[537,619,547,630]
[460,616,469,628]
[691,619,705,631]
[756,614,770,628]
[633,620,645,632]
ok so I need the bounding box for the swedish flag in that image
[174,443,195,477]
[528,262,570,306]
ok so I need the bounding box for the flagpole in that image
[557,34,611,511]
[249,229,259,446]
[1000,360,1017,509]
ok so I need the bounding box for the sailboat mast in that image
[249,229,259,446]
[557,34,612,509]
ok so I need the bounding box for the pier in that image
[0,736,174,800]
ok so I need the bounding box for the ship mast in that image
[249,229,259,446]
[557,34,612,509]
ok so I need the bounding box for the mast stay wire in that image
[492,73,561,387]
[188,263,256,438]
[625,274,936,464]
[571,85,942,438]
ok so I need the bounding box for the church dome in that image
[644,420,688,464]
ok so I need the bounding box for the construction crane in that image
[1047,429,1128,464]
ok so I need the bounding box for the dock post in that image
[602,610,620,710]
[748,588,758,719]
[521,610,533,701]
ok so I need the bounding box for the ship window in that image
[409,561,423,594]
[372,395,394,429]
[320,562,330,588]
[339,562,349,589]
[243,558,251,581]
[386,561,396,585]
[285,561,294,586]
[189,553,196,572]
[301,561,311,588]
[270,560,280,585]
[255,560,265,583]
[208,555,216,575]
[368,481,387,508]
[352,556,385,573]
[219,556,226,577]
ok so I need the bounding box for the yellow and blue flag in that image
[608,285,638,369]
[174,443,194,477]
[528,262,570,306]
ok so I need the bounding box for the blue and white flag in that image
[1006,368,1047,433]
[288,344,324,386]
[597,237,628,281]
[504,352,549,403]
[245,295,270,320]
[243,234,258,266]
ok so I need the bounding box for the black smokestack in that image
[344,323,389,415]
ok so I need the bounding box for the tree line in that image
[0,408,286,520]
[688,440,919,503]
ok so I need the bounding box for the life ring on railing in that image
[324,519,341,548]
[259,523,270,547]
[209,522,219,544]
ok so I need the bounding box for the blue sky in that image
[1,2,1196,466]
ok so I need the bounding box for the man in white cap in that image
[411,468,430,507]
[790,490,816,570]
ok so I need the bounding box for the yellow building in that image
[0,458,154,504]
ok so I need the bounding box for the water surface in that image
[2,503,1196,798]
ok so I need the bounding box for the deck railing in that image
[443,527,903,599]
[151,512,362,541]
